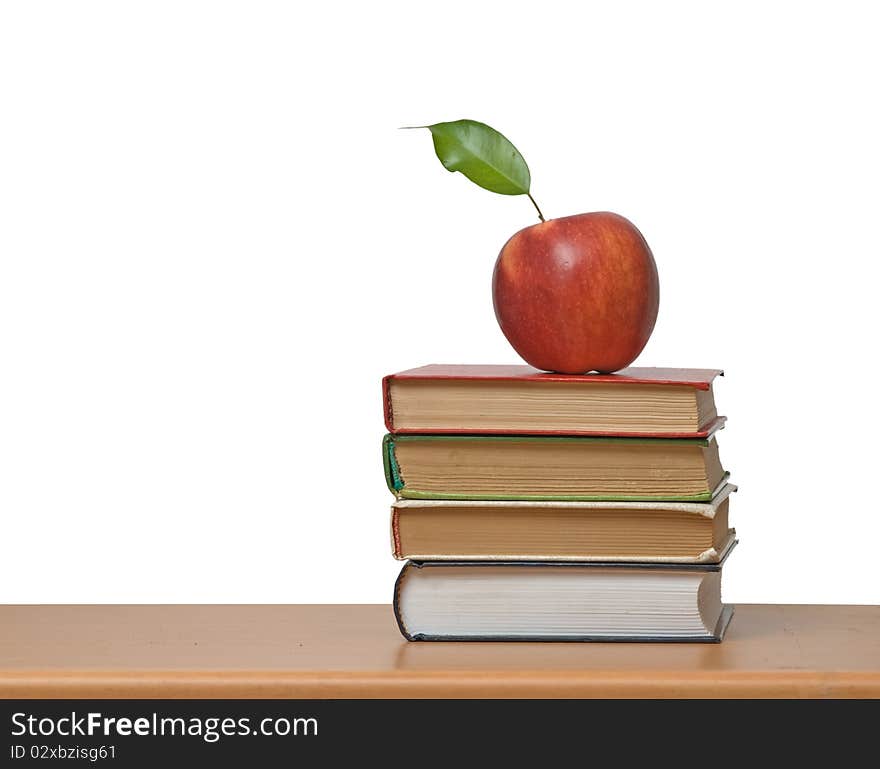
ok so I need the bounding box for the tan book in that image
[391,484,736,563]
[383,364,725,437]
[384,433,728,502]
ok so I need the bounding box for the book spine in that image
[392,562,414,641]
[382,435,404,495]
[381,375,395,432]
[390,507,402,559]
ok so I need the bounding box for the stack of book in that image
[382,364,736,642]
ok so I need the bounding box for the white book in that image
[394,555,735,642]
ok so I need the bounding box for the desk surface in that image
[1,604,878,698]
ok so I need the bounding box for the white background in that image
[1,1,878,604]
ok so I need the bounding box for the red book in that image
[383,364,725,438]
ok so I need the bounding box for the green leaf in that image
[424,119,531,196]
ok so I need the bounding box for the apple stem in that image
[528,193,546,222]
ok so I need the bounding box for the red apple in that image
[492,212,659,374]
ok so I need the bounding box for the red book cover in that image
[383,364,725,438]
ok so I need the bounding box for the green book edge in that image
[382,434,725,502]
[383,433,405,493]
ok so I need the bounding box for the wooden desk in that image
[1,604,878,698]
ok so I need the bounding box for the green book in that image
[383,434,728,502]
